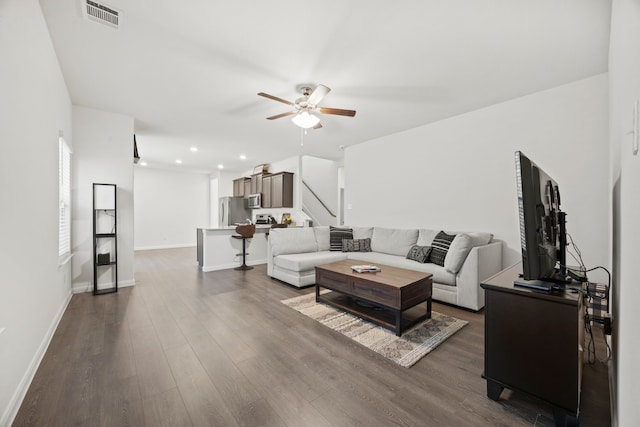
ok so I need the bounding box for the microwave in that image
[247,193,261,209]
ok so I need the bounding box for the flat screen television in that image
[515,151,567,285]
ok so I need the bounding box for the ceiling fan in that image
[258,84,356,129]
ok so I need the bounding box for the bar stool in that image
[232,224,256,271]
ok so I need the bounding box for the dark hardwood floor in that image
[13,248,611,426]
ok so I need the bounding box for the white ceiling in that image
[40,0,611,174]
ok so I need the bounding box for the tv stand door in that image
[481,264,584,418]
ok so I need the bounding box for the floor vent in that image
[83,0,120,29]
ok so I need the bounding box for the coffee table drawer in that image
[352,282,397,307]
[316,269,352,293]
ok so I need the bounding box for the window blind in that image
[59,137,71,257]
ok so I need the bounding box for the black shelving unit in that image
[93,183,118,295]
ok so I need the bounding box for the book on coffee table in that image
[351,264,381,273]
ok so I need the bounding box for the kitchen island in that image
[196,226,270,272]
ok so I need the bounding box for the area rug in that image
[281,292,468,368]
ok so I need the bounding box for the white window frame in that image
[59,135,72,264]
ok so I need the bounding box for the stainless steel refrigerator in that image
[219,197,250,226]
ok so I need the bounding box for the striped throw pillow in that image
[428,231,456,266]
[330,226,353,251]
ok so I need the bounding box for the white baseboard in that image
[201,259,266,272]
[0,289,72,427]
[134,244,196,251]
[72,279,136,294]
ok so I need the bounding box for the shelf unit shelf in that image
[93,183,118,295]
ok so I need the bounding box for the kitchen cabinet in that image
[267,172,293,208]
[233,177,250,197]
[250,173,264,194]
[262,175,272,208]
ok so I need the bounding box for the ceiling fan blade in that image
[258,92,294,106]
[307,84,331,105]
[313,122,323,129]
[266,111,295,120]
[318,107,356,117]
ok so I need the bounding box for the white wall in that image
[209,170,238,226]
[302,155,339,213]
[0,0,73,424]
[134,167,209,249]
[217,170,236,198]
[72,106,135,293]
[301,155,339,225]
[345,75,610,283]
[609,1,640,425]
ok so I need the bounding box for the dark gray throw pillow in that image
[330,226,353,251]
[406,245,432,263]
[342,238,372,252]
[428,231,456,266]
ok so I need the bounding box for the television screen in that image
[515,151,565,282]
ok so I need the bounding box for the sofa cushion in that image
[346,252,456,286]
[428,231,456,266]
[314,226,330,251]
[330,226,353,251]
[406,245,432,263]
[274,251,347,272]
[270,227,318,256]
[416,229,439,246]
[444,233,472,274]
[352,227,374,240]
[371,227,419,257]
[342,238,372,252]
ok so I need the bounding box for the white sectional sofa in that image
[266,226,503,311]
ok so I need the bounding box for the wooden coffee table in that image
[315,259,433,336]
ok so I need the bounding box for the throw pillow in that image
[342,238,372,252]
[329,226,353,251]
[406,245,432,263]
[443,233,472,274]
[428,231,456,266]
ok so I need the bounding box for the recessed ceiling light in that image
[218,164,224,169]
[190,146,198,152]
[239,154,247,160]
[140,161,147,166]
[176,159,183,164]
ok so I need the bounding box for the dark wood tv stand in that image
[481,263,586,426]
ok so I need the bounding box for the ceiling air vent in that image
[82,0,120,29]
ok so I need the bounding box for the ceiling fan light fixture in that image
[291,111,320,129]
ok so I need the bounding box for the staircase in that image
[302,180,337,226]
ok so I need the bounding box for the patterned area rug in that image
[281,292,468,368]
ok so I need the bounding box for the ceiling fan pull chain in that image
[300,126,304,147]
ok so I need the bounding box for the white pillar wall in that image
[71,106,135,293]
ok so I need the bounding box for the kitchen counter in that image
[196,226,269,272]
[198,224,273,231]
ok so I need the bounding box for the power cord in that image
[559,233,612,365]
